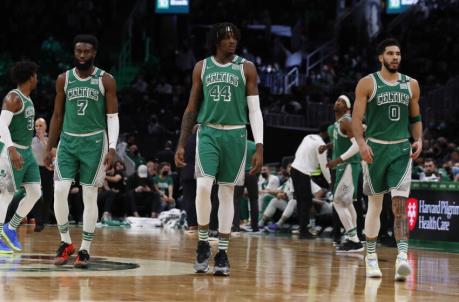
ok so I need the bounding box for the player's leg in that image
[194,125,219,273]
[266,198,288,232]
[334,165,363,252]
[0,146,17,254]
[2,150,41,252]
[364,194,383,277]
[2,183,41,252]
[388,141,412,281]
[74,185,98,268]
[75,132,107,268]
[53,134,80,264]
[275,198,296,227]
[213,127,246,276]
[214,184,235,276]
[0,191,14,254]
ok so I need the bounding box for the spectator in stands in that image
[98,160,127,222]
[419,158,441,182]
[146,160,158,179]
[258,165,280,216]
[125,143,145,168]
[132,74,148,94]
[155,162,175,210]
[126,164,161,217]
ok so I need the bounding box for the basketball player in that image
[320,95,363,252]
[45,35,119,268]
[0,61,42,253]
[175,23,263,276]
[352,38,422,281]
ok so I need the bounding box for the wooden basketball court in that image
[1,225,458,301]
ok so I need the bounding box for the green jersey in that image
[63,67,107,134]
[366,72,412,140]
[332,114,360,165]
[198,56,248,125]
[154,175,173,195]
[7,89,35,147]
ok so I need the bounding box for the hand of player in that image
[411,139,423,160]
[359,142,374,164]
[104,148,116,170]
[175,147,186,167]
[44,148,56,170]
[249,145,264,175]
[326,158,340,169]
[8,147,24,170]
[318,145,328,154]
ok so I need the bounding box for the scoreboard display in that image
[386,0,419,14]
[156,0,189,14]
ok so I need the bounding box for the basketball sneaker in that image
[266,223,280,233]
[336,239,364,253]
[213,250,230,276]
[54,241,75,265]
[0,238,13,254]
[1,224,22,252]
[74,249,90,268]
[194,240,211,273]
[394,252,411,281]
[365,253,382,278]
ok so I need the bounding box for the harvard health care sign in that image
[408,181,459,242]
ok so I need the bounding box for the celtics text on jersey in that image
[365,72,412,141]
[63,67,107,134]
[198,56,248,125]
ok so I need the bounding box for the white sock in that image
[365,194,384,238]
[217,185,235,234]
[15,183,41,218]
[54,181,72,244]
[196,177,214,226]
[0,191,14,224]
[334,201,353,231]
[80,186,99,253]
[8,184,42,230]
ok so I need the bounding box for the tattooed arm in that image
[174,60,204,167]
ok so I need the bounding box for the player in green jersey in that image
[45,35,119,268]
[320,95,363,253]
[175,23,264,276]
[0,61,41,253]
[352,39,422,281]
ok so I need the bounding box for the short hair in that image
[73,34,98,50]
[10,61,38,85]
[159,162,171,170]
[424,158,435,165]
[376,38,401,56]
[207,22,241,55]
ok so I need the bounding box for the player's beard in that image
[75,58,94,71]
[383,59,398,73]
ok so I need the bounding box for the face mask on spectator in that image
[162,171,169,176]
[261,172,268,178]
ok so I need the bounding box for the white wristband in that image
[247,95,264,144]
[340,137,360,161]
[107,113,119,150]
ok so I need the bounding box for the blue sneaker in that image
[267,223,280,233]
[0,238,13,254]
[1,224,22,252]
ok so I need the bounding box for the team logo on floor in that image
[0,254,191,277]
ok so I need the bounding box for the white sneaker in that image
[365,253,382,278]
[394,252,411,281]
